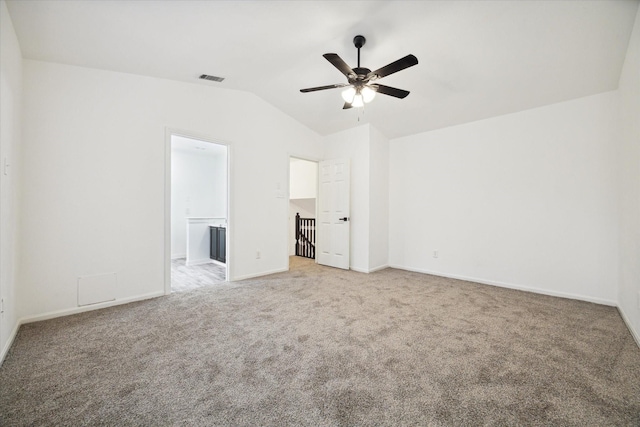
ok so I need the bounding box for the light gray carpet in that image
[171,257,226,292]
[1,257,639,426]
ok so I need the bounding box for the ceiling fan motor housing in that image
[352,68,372,82]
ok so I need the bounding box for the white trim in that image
[0,320,20,367]
[171,254,186,260]
[289,154,323,163]
[20,291,165,325]
[617,305,640,349]
[388,264,618,307]
[165,128,232,294]
[232,268,288,282]
[349,265,388,273]
[164,128,172,295]
[369,264,389,273]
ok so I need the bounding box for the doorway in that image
[166,133,229,293]
[289,157,318,268]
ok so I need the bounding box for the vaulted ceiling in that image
[6,0,639,139]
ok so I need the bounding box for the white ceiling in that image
[6,0,639,139]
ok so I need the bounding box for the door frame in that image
[164,128,233,295]
[287,153,321,271]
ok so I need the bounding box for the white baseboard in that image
[232,268,288,281]
[171,254,186,260]
[389,264,618,307]
[0,320,21,367]
[20,291,165,325]
[350,264,389,274]
[369,264,389,273]
[617,305,640,349]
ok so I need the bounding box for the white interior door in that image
[317,158,350,269]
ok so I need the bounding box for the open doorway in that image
[289,157,318,268]
[168,134,229,293]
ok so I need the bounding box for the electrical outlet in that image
[256,250,261,259]
[433,250,438,258]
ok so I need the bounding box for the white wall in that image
[323,124,371,272]
[368,126,389,271]
[171,144,226,258]
[0,0,22,363]
[212,152,227,216]
[18,60,322,320]
[290,158,317,199]
[617,6,640,343]
[389,91,620,304]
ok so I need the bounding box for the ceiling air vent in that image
[199,74,225,82]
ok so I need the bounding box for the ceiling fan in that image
[300,35,418,109]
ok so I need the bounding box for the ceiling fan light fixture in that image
[352,93,364,108]
[341,87,356,103]
[361,86,376,103]
[341,86,373,108]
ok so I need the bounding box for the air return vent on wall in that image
[199,74,225,82]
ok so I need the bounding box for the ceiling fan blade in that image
[368,54,418,80]
[343,102,353,110]
[323,53,356,78]
[300,83,349,93]
[371,84,410,99]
